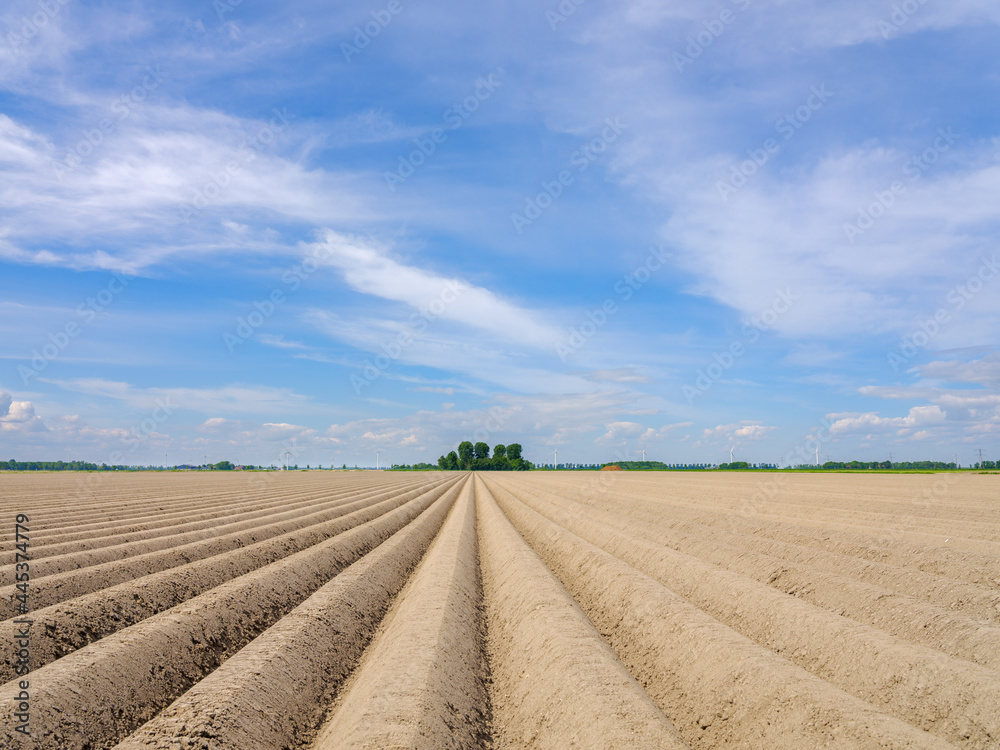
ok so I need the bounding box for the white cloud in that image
[828,406,947,436]
[584,367,652,383]
[308,230,562,349]
[651,145,1000,341]
[920,353,1000,388]
[701,422,775,444]
[259,422,315,440]
[199,417,237,431]
[258,334,307,350]
[0,391,46,432]
[304,309,592,395]
[598,420,646,443]
[0,105,377,272]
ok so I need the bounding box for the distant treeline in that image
[602,460,985,471]
[1,460,260,471]
[2,460,128,471]
[716,462,778,470]
[438,442,534,471]
[601,461,711,470]
[801,461,963,470]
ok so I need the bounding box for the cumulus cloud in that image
[700,422,775,444]
[828,406,947,436]
[0,391,46,432]
[597,421,647,443]
[199,417,237,431]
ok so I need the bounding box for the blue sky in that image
[2,0,999,468]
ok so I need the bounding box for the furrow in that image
[0,479,457,682]
[307,478,489,750]
[475,477,690,750]
[0,478,452,618]
[483,477,958,750]
[0,480,455,750]
[111,478,466,750]
[489,477,1000,749]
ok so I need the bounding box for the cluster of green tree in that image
[437,442,534,471]
[601,461,712,471]
[974,460,998,470]
[387,462,439,471]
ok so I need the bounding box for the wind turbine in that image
[729,444,735,463]
[376,450,382,470]
[638,448,646,462]
[553,448,558,469]
[283,451,291,471]
[815,446,820,466]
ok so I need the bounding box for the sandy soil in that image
[0,470,995,749]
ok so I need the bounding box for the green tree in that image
[493,444,507,459]
[446,451,459,470]
[457,441,474,469]
[474,442,490,460]
[507,443,522,460]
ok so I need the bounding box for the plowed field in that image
[2,470,998,749]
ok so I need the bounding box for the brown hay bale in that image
[600,465,623,471]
